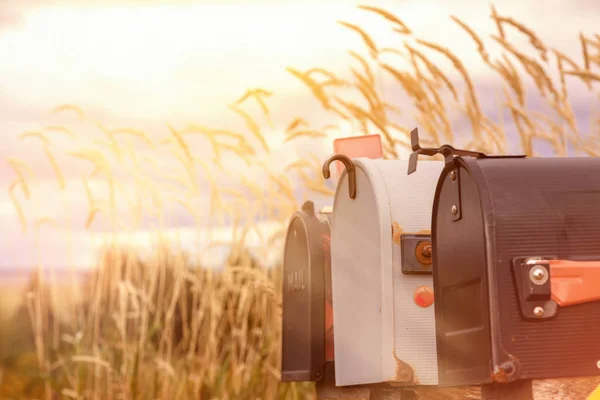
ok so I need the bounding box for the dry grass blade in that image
[182,124,250,149]
[379,48,406,62]
[7,157,33,199]
[167,124,194,165]
[256,96,272,126]
[333,95,397,157]
[234,88,272,105]
[450,16,489,63]
[491,34,558,101]
[68,149,110,171]
[416,39,480,115]
[306,68,348,87]
[286,67,332,111]
[218,142,252,167]
[212,128,249,145]
[34,216,56,228]
[358,5,412,35]
[283,130,328,143]
[492,13,548,61]
[348,50,375,85]
[380,64,425,101]
[285,118,308,133]
[581,32,591,70]
[416,38,485,141]
[284,159,313,172]
[266,172,295,202]
[43,125,76,139]
[553,48,590,94]
[51,104,85,119]
[82,176,95,211]
[99,125,123,161]
[404,43,458,102]
[9,180,27,233]
[179,124,224,166]
[564,69,600,82]
[490,4,505,39]
[493,53,525,106]
[384,103,402,117]
[110,128,155,148]
[18,131,50,145]
[228,104,270,153]
[234,88,273,126]
[61,389,80,399]
[337,21,378,58]
[43,144,66,190]
[71,355,111,370]
[350,67,383,120]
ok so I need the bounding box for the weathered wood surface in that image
[316,376,600,400]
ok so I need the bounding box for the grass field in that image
[2,2,600,399]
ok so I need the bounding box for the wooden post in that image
[315,364,480,400]
[480,380,533,400]
[316,383,480,400]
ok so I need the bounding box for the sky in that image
[0,0,599,270]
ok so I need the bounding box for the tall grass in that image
[4,3,600,399]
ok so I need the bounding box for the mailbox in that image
[281,201,333,381]
[323,153,444,387]
[408,127,600,387]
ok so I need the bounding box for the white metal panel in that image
[378,160,442,385]
[331,159,391,386]
[330,158,442,386]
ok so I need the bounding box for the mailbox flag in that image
[333,134,383,175]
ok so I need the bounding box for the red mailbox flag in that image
[332,134,383,175]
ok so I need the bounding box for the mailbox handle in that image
[322,154,356,199]
[548,260,600,307]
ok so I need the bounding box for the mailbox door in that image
[331,158,442,386]
[282,202,329,381]
[431,160,493,387]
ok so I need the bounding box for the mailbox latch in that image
[512,256,559,321]
[512,256,600,321]
[401,234,433,275]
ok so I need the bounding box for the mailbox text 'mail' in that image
[288,270,306,293]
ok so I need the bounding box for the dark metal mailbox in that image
[281,200,333,382]
[408,127,600,388]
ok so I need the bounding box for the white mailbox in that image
[325,156,443,387]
